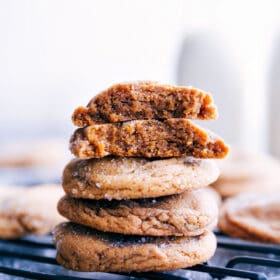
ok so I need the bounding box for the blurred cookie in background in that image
[0,138,70,185]
[218,192,280,243]
[0,138,69,167]
[212,148,280,198]
[0,184,65,239]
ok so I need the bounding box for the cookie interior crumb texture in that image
[70,119,229,159]
[72,81,217,126]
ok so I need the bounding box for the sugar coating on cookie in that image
[62,157,220,200]
[218,192,280,243]
[57,188,218,236]
[0,184,65,239]
[53,222,217,272]
[72,81,217,126]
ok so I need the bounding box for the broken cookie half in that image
[72,81,217,126]
[70,119,229,159]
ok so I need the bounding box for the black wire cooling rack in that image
[0,230,280,280]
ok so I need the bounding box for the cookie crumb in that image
[104,193,112,201]
[71,189,78,195]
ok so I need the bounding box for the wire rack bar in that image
[0,233,279,280]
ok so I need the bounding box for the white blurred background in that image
[0,0,280,156]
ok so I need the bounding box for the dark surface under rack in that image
[0,231,280,280]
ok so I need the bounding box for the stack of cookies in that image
[54,82,229,272]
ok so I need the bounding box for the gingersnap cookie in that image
[62,157,219,200]
[212,149,280,198]
[0,138,69,167]
[218,193,280,243]
[0,184,65,239]
[70,119,229,159]
[72,81,217,126]
[213,179,280,199]
[54,222,217,272]
[218,209,260,242]
[58,188,218,236]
